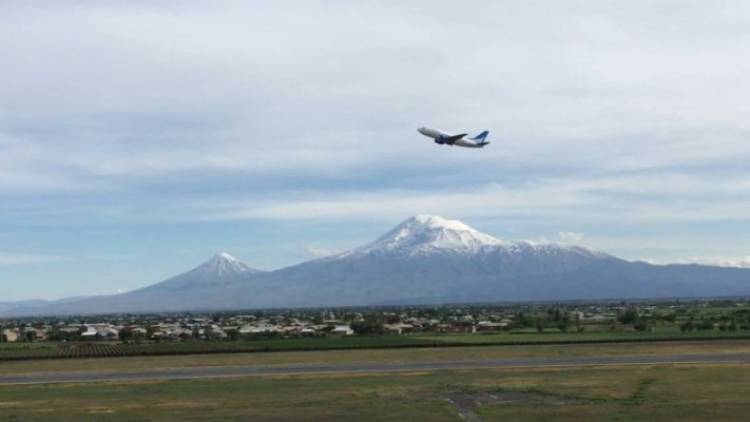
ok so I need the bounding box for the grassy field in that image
[0,362,749,420]
[2,339,750,375]
[2,329,750,362]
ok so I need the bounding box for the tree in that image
[119,328,133,343]
[385,315,401,324]
[351,320,384,336]
[226,329,240,341]
[618,308,639,325]
[633,320,649,332]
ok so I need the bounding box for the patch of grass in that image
[2,339,750,375]
[623,377,657,405]
[3,330,750,363]
[1,363,750,421]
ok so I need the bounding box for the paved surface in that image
[1,353,748,385]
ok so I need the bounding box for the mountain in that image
[132,252,263,293]
[215,215,625,308]
[1,253,264,316]
[0,300,50,313]
[3,216,750,316]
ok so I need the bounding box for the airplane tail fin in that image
[471,130,489,145]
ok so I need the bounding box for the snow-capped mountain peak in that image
[348,215,507,256]
[130,252,263,294]
[197,252,258,276]
[336,215,610,261]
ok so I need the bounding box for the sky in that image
[2,1,750,300]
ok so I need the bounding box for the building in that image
[2,329,19,342]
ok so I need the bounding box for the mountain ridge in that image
[2,215,749,316]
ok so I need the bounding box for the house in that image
[2,329,19,342]
[22,327,49,342]
[81,327,98,339]
[384,323,415,335]
[330,325,353,336]
[476,321,508,331]
[239,324,281,337]
[300,328,317,336]
[568,311,585,322]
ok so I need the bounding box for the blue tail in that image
[471,130,489,144]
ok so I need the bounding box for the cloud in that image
[199,171,750,225]
[558,232,585,244]
[0,253,60,266]
[304,247,341,259]
[2,1,750,194]
[679,256,750,268]
[2,1,750,296]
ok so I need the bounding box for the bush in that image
[618,309,639,325]
[351,320,384,336]
[633,320,649,332]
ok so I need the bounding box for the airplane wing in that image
[442,133,467,145]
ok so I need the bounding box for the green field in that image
[2,339,750,375]
[1,363,749,421]
[2,340,749,420]
[2,329,750,362]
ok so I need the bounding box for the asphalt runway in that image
[1,353,749,385]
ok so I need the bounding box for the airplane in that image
[418,127,490,148]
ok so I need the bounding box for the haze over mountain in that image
[3,216,750,316]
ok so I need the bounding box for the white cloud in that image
[304,247,341,259]
[2,1,750,290]
[679,256,750,268]
[558,232,585,244]
[2,1,750,192]
[0,253,60,266]
[199,172,750,225]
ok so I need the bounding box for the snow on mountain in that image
[343,215,506,257]
[132,252,263,293]
[188,252,260,278]
[4,216,750,316]
[216,216,622,309]
[339,215,608,263]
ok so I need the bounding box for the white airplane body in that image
[418,127,490,148]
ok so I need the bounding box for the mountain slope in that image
[217,216,624,308]
[2,253,264,316]
[132,252,263,293]
[218,215,750,308]
[4,216,750,316]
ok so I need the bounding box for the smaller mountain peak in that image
[215,251,238,261]
[198,252,259,277]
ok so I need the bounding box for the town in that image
[3,299,750,345]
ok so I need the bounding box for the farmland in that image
[1,337,749,375]
[0,361,749,421]
[2,329,750,362]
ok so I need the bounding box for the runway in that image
[1,353,748,385]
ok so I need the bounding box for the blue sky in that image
[2,1,750,300]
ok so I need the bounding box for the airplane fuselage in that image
[418,127,489,148]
